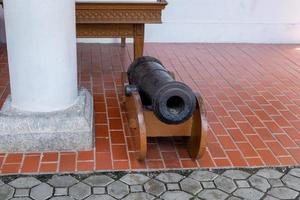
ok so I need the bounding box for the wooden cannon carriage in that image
[122,57,208,161]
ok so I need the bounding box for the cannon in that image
[126,56,196,124]
[122,56,207,161]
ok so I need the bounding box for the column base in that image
[0,88,94,152]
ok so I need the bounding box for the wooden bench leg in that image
[121,37,126,47]
[134,24,144,59]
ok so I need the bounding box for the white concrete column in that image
[4,0,78,112]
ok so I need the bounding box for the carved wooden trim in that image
[77,24,134,37]
[76,9,162,24]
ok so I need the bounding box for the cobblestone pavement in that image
[0,167,300,200]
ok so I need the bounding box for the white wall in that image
[2,0,300,43]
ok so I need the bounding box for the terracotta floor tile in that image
[162,152,181,168]
[108,107,121,118]
[265,141,289,156]
[109,118,123,130]
[237,122,256,135]
[287,149,300,164]
[157,138,175,152]
[113,161,129,170]
[1,44,300,174]
[146,160,164,169]
[39,163,58,173]
[41,152,58,162]
[236,142,258,157]
[226,150,248,167]
[5,153,23,164]
[210,123,228,136]
[77,161,94,172]
[111,131,125,144]
[264,121,283,133]
[129,152,146,169]
[95,125,109,137]
[59,153,76,172]
[217,136,237,150]
[227,129,247,142]
[95,113,108,124]
[255,127,276,141]
[277,156,296,166]
[207,142,226,158]
[181,159,198,168]
[21,155,40,173]
[275,134,297,148]
[1,164,20,174]
[245,157,264,166]
[229,111,246,122]
[257,149,280,165]
[214,158,232,167]
[197,150,215,168]
[112,145,128,160]
[245,116,264,127]
[246,135,267,149]
[96,138,110,153]
[96,152,112,170]
[78,151,94,161]
[94,102,106,113]
[146,144,162,160]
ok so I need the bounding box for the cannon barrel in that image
[127,56,196,124]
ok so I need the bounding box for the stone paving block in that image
[180,177,202,195]
[0,180,4,186]
[54,188,68,196]
[198,189,229,200]
[30,183,53,200]
[120,174,150,185]
[83,175,114,187]
[14,188,30,197]
[144,179,166,197]
[263,195,280,200]
[227,197,242,200]
[189,170,218,181]
[9,177,41,188]
[85,195,115,200]
[93,187,106,195]
[69,182,91,200]
[0,184,15,200]
[202,182,215,189]
[268,179,283,187]
[48,175,78,187]
[267,187,299,200]
[122,192,155,200]
[256,169,283,179]
[282,174,300,191]
[166,183,180,191]
[214,176,237,193]
[50,197,75,200]
[233,188,264,200]
[236,180,250,188]
[10,198,32,200]
[289,168,300,178]
[222,170,250,180]
[130,185,143,192]
[249,175,270,192]
[107,181,129,199]
[161,191,193,200]
[156,173,184,183]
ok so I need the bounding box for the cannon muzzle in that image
[127,56,196,124]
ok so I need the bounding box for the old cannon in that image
[127,56,196,124]
[122,56,207,160]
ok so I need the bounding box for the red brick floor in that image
[0,43,300,174]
